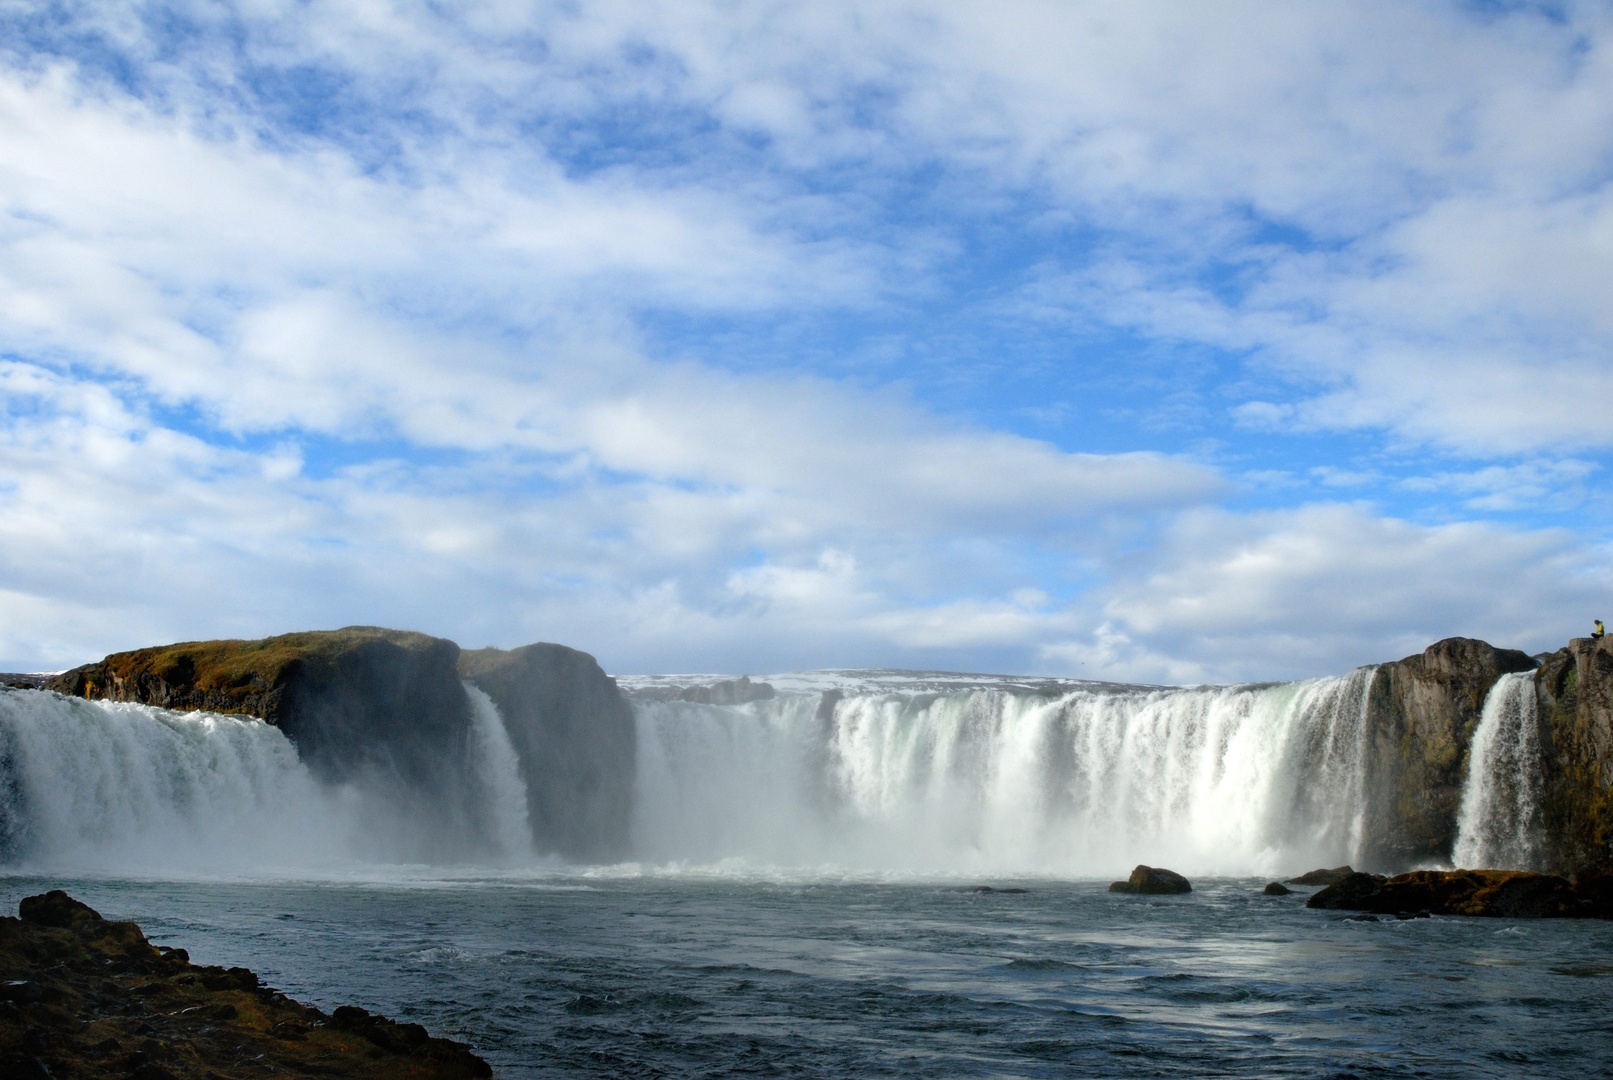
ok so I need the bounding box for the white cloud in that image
[1,2,1611,683]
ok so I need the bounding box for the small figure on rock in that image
[1595,619,1605,640]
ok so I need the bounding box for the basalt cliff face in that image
[45,627,474,794]
[1358,637,1537,870]
[42,627,637,862]
[1535,635,1613,873]
[458,643,636,860]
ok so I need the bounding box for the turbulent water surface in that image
[2,872,1611,1079]
[1,674,1604,1077]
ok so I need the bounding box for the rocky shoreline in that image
[0,891,491,1080]
[1305,868,1613,919]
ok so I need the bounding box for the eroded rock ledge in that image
[1306,869,1613,919]
[0,891,491,1080]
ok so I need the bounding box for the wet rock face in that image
[1306,869,1613,919]
[1109,866,1192,894]
[1360,638,1537,870]
[1263,882,1293,896]
[1285,866,1355,886]
[1535,636,1613,874]
[458,642,637,861]
[0,891,490,1079]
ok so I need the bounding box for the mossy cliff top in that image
[44,627,456,723]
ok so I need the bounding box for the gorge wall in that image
[19,626,1613,874]
[42,627,636,862]
[1535,635,1613,873]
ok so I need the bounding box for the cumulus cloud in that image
[0,2,1610,682]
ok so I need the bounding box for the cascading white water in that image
[1452,671,1544,870]
[0,688,349,872]
[463,682,532,858]
[631,667,1378,877]
[0,684,539,873]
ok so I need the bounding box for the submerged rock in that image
[1285,866,1355,886]
[1109,865,1192,894]
[1306,869,1613,918]
[0,891,490,1079]
[1263,882,1293,895]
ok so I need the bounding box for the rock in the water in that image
[1263,882,1293,895]
[1306,869,1613,918]
[1285,866,1355,886]
[1109,865,1192,894]
[0,892,490,1079]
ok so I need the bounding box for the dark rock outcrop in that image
[632,675,777,705]
[1263,882,1293,895]
[44,627,472,788]
[458,643,636,860]
[1534,635,1613,873]
[1285,866,1355,886]
[0,891,490,1079]
[1359,638,1537,869]
[44,628,483,855]
[1109,865,1192,894]
[1307,869,1613,919]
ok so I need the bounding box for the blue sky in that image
[1,1,1610,681]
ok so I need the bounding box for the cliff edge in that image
[458,643,635,861]
[1359,637,1537,869]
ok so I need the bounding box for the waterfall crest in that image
[1452,671,1545,870]
[632,668,1377,877]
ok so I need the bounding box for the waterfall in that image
[631,667,1377,877]
[1452,671,1544,870]
[463,682,532,859]
[0,688,346,872]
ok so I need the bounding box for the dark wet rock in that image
[0,891,490,1079]
[1285,866,1355,886]
[1109,865,1192,894]
[458,641,637,860]
[967,886,1029,894]
[1263,882,1293,895]
[1307,869,1613,918]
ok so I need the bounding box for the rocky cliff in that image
[45,626,474,793]
[42,627,640,863]
[1534,635,1613,873]
[1358,637,1537,869]
[458,643,636,861]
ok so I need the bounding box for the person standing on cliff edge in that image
[1596,619,1606,639]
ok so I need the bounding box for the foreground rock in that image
[1285,866,1355,886]
[0,890,491,1079]
[1263,882,1293,895]
[1306,869,1613,918]
[1109,866,1192,894]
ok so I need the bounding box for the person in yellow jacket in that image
[1596,619,1606,639]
